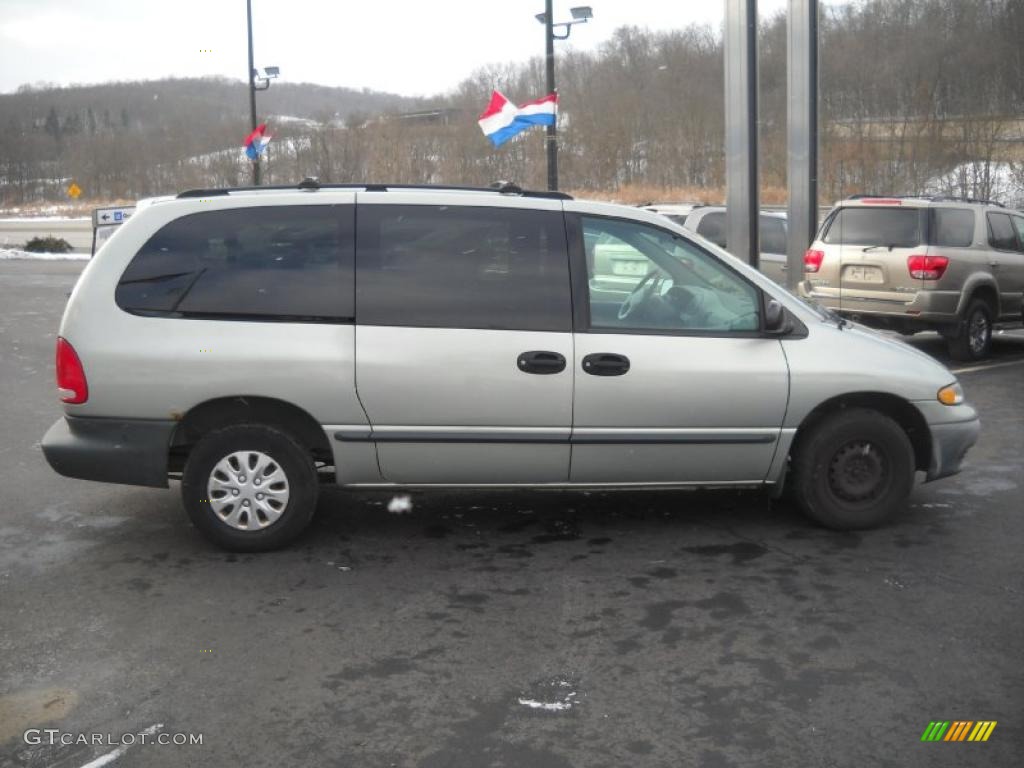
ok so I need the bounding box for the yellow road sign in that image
[67,183,82,199]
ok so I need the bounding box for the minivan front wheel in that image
[182,424,318,551]
[948,299,993,362]
[791,408,914,530]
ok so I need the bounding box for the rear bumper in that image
[800,285,961,326]
[41,416,176,488]
[925,414,981,482]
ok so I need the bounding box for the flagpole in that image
[247,0,261,186]
[544,0,558,191]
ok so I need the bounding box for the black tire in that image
[181,424,318,552]
[791,408,915,530]
[947,298,993,362]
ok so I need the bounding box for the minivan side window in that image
[695,212,727,248]
[759,216,787,254]
[582,216,760,334]
[356,205,571,332]
[987,212,1020,251]
[116,206,354,321]
[929,208,975,248]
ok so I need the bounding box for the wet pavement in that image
[1,261,1022,767]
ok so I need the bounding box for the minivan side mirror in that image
[764,298,793,336]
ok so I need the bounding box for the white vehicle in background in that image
[682,206,789,285]
[640,202,704,226]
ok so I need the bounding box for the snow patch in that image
[0,248,88,261]
[517,698,573,711]
[388,495,413,514]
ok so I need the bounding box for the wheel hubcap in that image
[827,440,888,503]
[207,450,290,530]
[968,310,989,354]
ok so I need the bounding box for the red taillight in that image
[56,337,88,404]
[907,254,949,280]
[804,249,825,273]
[860,198,904,205]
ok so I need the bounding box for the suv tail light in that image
[56,337,88,404]
[804,249,825,273]
[907,255,949,280]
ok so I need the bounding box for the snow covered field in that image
[0,247,89,260]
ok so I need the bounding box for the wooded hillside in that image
[1,0,1022,208]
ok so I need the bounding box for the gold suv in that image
[800,196,1024,360]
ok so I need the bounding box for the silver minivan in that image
[42,182,980,551]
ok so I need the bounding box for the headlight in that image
[937,382,964,406]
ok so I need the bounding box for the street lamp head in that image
[570,6,593,20]
[535,12,547,24]
[263,66,280,78]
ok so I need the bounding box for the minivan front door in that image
[353,195,573,484]
[568,212,789,484]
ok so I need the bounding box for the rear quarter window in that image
[823,207,923,247]
[929,208,975,247]
[694,212,727,248]
[759,216,787,254]
[116,206,354,321]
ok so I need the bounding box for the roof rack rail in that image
[846,194,925,201]
[926,195,1004,207]
[177,181,572,201]
[846,193,1004,207]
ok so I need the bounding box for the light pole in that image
[534,4,593,191]
[246,0,279,185]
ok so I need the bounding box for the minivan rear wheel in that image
[182,424,318,551]
[791,408,914,530]
[947,299,993,362]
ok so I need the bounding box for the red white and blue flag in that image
[477,90,557,148]
[243,123,271,160]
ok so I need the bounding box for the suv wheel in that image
[948,299,993,362]
[791,408,914,530]
[181,424,318,551]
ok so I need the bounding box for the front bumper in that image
[925,413,981,482]
[41,416,176,488]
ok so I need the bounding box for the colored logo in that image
[921,721,997,742]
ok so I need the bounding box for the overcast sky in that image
[0,0,823,97]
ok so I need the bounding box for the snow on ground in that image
[0,248,88,261]
[0,216,85,222]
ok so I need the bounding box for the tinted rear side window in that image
[759,216,787,254]
[987,212,1020,251]
[823,208,922,247]
[356,205,571,332]
[695,212,727,247]
[116,206,354,320]
[929,208,975,247]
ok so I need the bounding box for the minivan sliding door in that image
[352,196,573,484]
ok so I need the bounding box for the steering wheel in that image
[617,270,660,321]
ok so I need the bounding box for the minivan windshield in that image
[823,207,922,247]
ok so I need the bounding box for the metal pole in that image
[247,0,260,186]
[786,0,818,291]
[544,0,558,191]
[724,0,759,268]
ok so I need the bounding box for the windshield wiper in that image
[862,244,897,253]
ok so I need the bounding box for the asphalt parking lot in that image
[1,260,1022,768]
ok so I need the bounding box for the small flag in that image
[243,123,271,160]
[477,90,557,148]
